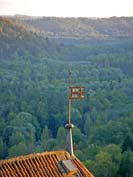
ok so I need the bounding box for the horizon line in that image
[0,14,133,19]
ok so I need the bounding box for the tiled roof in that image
[0,150,94,177]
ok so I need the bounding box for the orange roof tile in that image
[0,150,94,177]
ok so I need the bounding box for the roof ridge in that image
[0,150,70,165]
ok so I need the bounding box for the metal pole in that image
[65,70,74,156]
[68,124,74,156]
[65,98,74,156]
[68,98,71,124]
[68,98,74,156]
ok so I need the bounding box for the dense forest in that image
[0,16,133,177]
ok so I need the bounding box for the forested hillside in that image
[0,16,133,177]
[19,16,133,38]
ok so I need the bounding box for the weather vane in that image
[65,70,85,156]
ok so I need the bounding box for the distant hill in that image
[1,16,133,39]
[14,16,133,39]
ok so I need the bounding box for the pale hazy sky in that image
[0,0,133,17]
